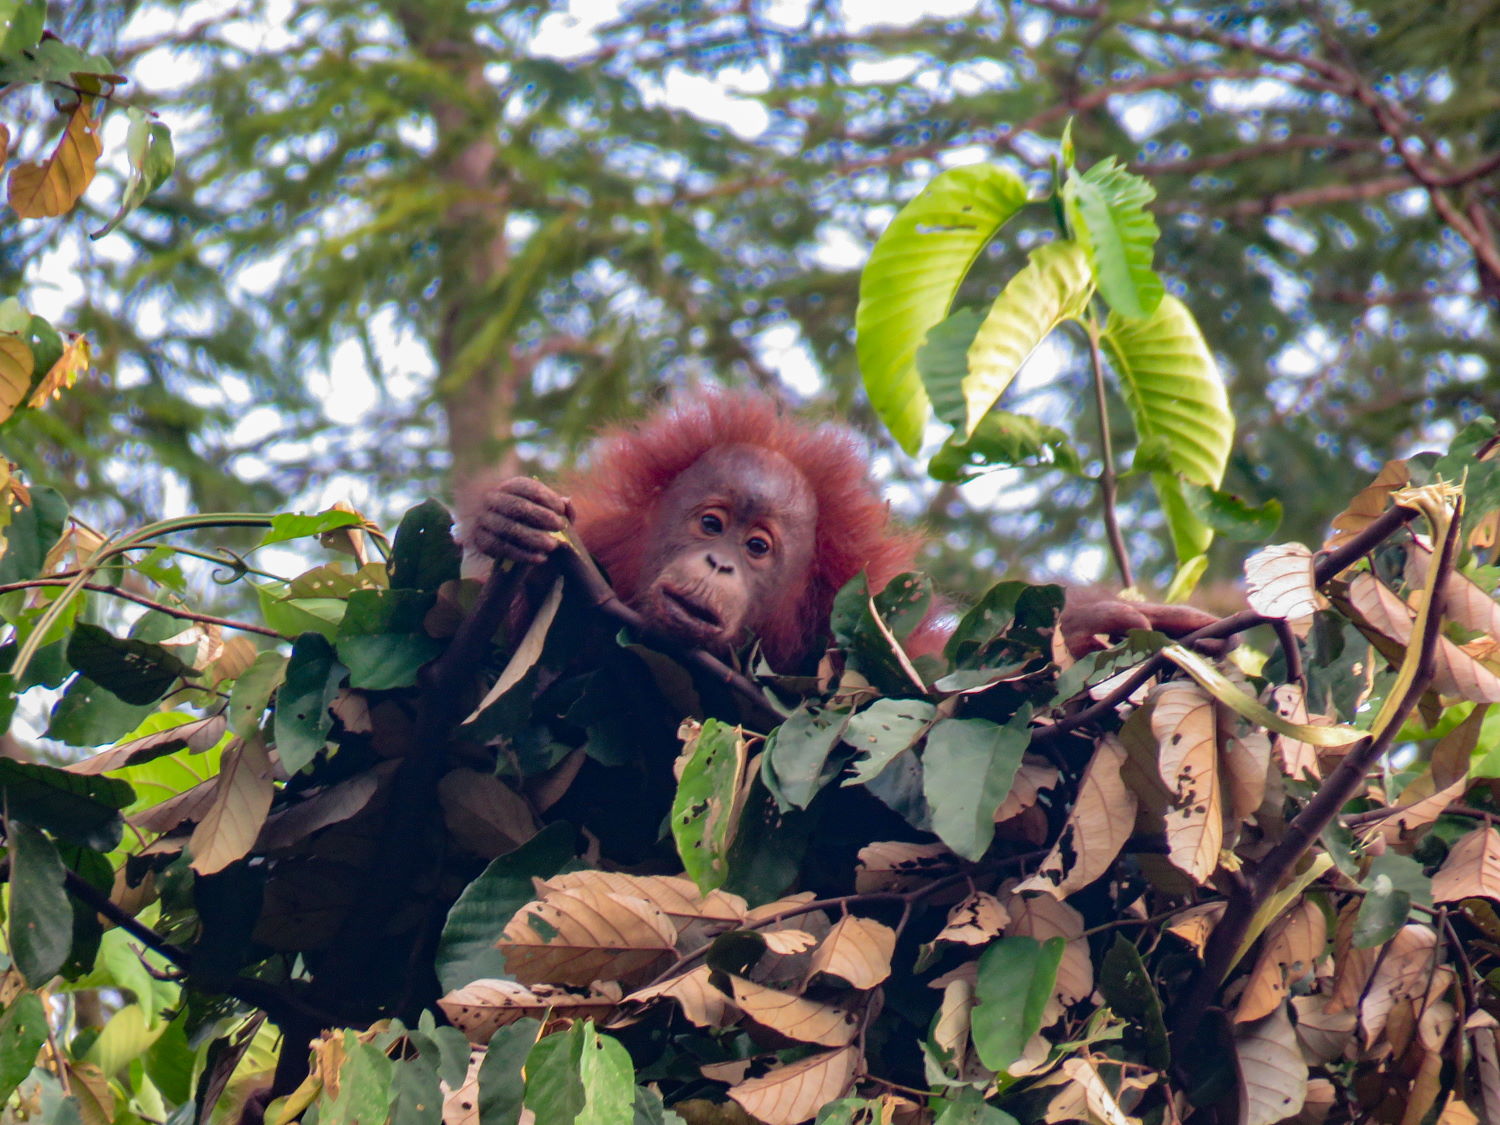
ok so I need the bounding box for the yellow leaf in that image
[0,333,34,423]
[26,332,89,408]
[9,99,102,218]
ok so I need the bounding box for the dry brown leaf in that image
[1325,460,1409,552]
[622,965,734,1028]
[1268,685,1322,782]
[1432,826,1500,903]
[700,1059,753,1085]
[1006,892,1092,1006]
[541,871,747,932]
[255,765,390,852]
[1244,543,1319,621]
[994,759,1060,822]
[1295,1078,1336,1125]
[806,915,895,988]
[1360,775,1468,847]
[440,1047,483,1125]
[728,976,859,1047]
[726,1046,857,1125]
[1348,573,1500,702]
[931,978,975,1081]
[1328,901,1379,1015]
[1057,1057,1133,1125]
[1290,996,1356,1063]
[438,768,539,859]
[1235,898,1326,1023]
[854,841,958,892]
[1166,902,1225,957]
[762,929,818,955]
[934,892,1009,945]
[1016,736,1136,899]
[498,888,676,987]
[1222,729,1270,829]
[745,892,816,925]
[1235,1003,1308,1125]
[189,737,275,876]
[1436,1092,1481,1125]
[437,979,621,1043]
[129,777,218,835]
[1360,924,1438,1049]
[1406,539,1500,639]
[1152,682,1223,883]
[329,688,373,734]
[66,714,227,776]
[9,99,102,218]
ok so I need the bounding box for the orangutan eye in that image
[700,513,724,535]
[746,535,771,558]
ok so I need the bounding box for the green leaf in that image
[0,0,44,55]
[91,113,175,239]
[576,1024,635,1125]
[45,675,156,749]
[671,718,748,892]
[1098,935,1169,1069]
[335,587,441,689]
[227,649,286,738]
[273,633,344,774]
[922,708,1029,861]
[971,935,1064,1073]
[1352,873,1410,949]
[525,1022,586,1125]
[0,993,47,1103]
[928,409,1081,483]
[258,509,364,548]
[436,822,575,992]
[763,703,848,811]
[65,623,194,705]
[388,1047,442,1125]
[843,698,936,786]
[324,1034,393,1125]
[914,307,986,428]
[0,36,114,86]
[0,484,66,584]
[856,163,1030,452]
[8,823,71,986]
[477,1021,535,1125]
[1180,481,1282,541]
[0,758,131,849]
[256,586,347,639]
[961,240,1094,438]
[84,1003,163,1079]
[23,314,60,386]
[934,1087,1020,1124]
[389,500,461,592]
[1064,158,1163,319]
[1102,296,1232,565]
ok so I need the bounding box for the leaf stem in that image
[1085,318,1133,587]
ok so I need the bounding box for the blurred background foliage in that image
[8,0,1497,597]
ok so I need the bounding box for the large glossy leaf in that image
[856,163,1029,453]
[960,240,1094,439]
[971,935,1064,1072]
[1065,158,1164,320]
[1102,295,1232,567]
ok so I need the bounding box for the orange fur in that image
[566,392,926,669]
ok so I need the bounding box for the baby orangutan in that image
[469,393,1221,669]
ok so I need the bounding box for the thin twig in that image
[0,579,281,637]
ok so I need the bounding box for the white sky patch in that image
[659,70,770,138]
[755,323,823,396]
